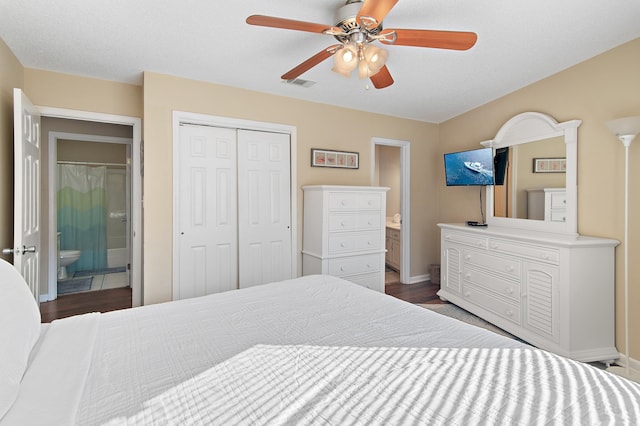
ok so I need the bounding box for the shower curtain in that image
[57,164,108,274]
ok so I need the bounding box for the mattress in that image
[4,275,640,425]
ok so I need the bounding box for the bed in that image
[2,259,640,425]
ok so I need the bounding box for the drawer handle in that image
[506,309,514,317]
[368,201,373,206]
[340,243,346,248]
[366,263,371,268]
[540,253,550,260]
[367,241,372,246]
[464,291,470,297]
[341,221,346,227]
[506,265,515,272]
[465,255,472,260]
[506,288,513,295]
[341,200,347,206]
[445,234,452,240]
[465,273,471,279]
[491,243,498,249]
[368,220,373,225]
[340,266,345,272]
[478,242,484,247]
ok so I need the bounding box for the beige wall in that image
[23,69,142,117]
[439,37,640,361]
[0,39,24,262]
[143,71,438,303]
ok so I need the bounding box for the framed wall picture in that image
[311,148,359,169]
[533,157,566,173]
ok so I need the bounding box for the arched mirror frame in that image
[480,112,581,236]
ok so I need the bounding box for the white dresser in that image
[302,185,388,292]
[437,223,619,363]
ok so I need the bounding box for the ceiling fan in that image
[246,0,477,89]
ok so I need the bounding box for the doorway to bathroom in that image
[371,137,411,285]
[39,113,141,306]
[54,132,132,296]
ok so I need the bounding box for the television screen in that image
[444,147,494,186]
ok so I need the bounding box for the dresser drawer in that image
[328,192,382,211]
[343,272,383,292]
[488,239,560,265]
[328,214,358,231]
[462,249,521,279]
[356,193,382,210]
[443,231,488,249]
[462,265,520,302]
[328,231,381,254]
[328,254,381,276]
[357,213,382,230]
[463,283,521,326]
[549,192,566,209]
[328,192,358,210]
[548,210,566,223]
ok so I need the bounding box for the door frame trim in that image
[172,111,298,300]
[38,106,143,307]
[371,137,411,284]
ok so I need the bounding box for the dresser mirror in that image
[480,112,581,235]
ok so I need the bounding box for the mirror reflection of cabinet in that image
[481,112,580,235]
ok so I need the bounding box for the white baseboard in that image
[406,274,429,284]
[612,352,640,377]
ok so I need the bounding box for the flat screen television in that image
[444,147,494,186]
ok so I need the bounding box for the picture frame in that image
[311,148,359,169]
[533,157,566,173]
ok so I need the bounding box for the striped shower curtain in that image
[57,164,108,274]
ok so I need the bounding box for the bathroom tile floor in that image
[89,272,128,291]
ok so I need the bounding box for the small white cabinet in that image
[438,223,619,363]
[527,188,567,222]
[385,226,401,271]
[302,186,388,292]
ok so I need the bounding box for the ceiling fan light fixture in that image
[364,44,388,74]
[332,43,358,77]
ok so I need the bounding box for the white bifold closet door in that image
[177,125,291,300]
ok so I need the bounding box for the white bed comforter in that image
[5,275,640,425]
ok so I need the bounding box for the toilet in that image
[58,250,81,280]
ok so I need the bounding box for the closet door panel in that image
[177,125,238,299]
[237,130,292,288]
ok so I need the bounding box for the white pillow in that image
[0,258,41,420]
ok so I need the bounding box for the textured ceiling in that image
[1,0,639,123]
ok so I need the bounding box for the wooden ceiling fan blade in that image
[381,28,478,50]
[370,65,394,89]
[246,15,332,34]
[357,0,399,29]
[281,45,341,81]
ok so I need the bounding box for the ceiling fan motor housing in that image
[334,0,382,43]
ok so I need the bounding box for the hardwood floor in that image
[40,287,132,323]
[384,270,447,304]
[40,272,443,322]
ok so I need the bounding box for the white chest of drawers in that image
[527,188,567,222]
[437,223,619,363]
[302,186,388,292]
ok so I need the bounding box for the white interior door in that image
[177,125,238,299]
[9,89,41,300]
[237,130,291,288]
